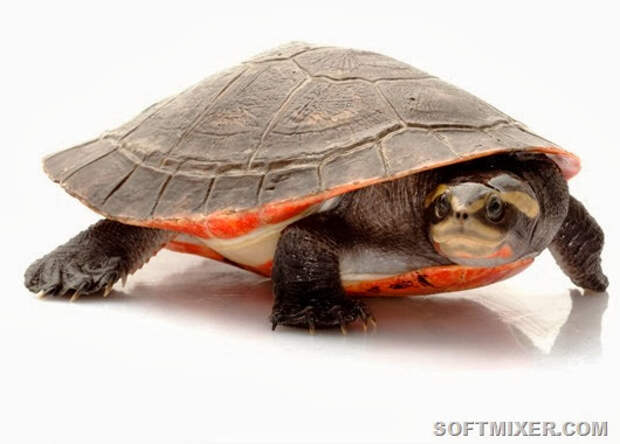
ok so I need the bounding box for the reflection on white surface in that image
[101,250,608,364]
[6,241,616,444]
[7,224,615,444]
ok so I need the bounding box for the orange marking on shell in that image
[206,211,260,239]
[343,257,533,297]
[541,148,581,179]
[204,183,363,236]
[260,201,316,224]
[165,240,224,261]
[138,146,578,240]
[143,219,212,238]
[259,183,364,224]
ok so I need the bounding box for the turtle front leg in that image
[25,219,174,299]
[549,196,608,292]
[270,214,374,333]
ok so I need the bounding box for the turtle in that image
[24,42,608,333]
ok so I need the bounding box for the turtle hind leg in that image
[549,196,608,292]
[270,214,374,333]
[24,219,174,299]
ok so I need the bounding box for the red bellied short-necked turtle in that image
[25,42,608,332]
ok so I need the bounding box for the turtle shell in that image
[44,41,579,243]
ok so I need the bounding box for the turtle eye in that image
[486,194,504,222]
[434,193,451,220]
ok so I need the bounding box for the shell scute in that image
[294,47,430,81]
[42,42,579,237]
[250,80,401,167]
[377,78,511,126]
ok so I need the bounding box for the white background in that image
[1,1,619,443]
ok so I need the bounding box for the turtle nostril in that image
[463,213,469,220]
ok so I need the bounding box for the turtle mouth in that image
[433,239,513,261]
[432,231,503,246]
[429,211,511,264]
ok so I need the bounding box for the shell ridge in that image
[101,164,139,206]
[59,146,118,184]
[317,123,403,168]
[246,74,312,169]
[374,83,408,126]
[408,119,514,131]
[516,125,557,147]
[199,177,215,214]
[149,173,173,217]
[299,73,436,84]
[115,96,178,143]
[292,54,435,84]
[254,174,266,207]
[429,131,459,157]
[160,66,248,162]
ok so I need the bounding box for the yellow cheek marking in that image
[500,191,539,218]
[424,184,449,208]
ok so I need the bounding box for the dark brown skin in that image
[24,154,607,332]
[24,220,173,298]
[549,197,608,291]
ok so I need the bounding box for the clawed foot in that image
[579,268,608,293]
[25,248,127,300]
[270,297,376,334]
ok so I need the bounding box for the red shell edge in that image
[142,146,580,240]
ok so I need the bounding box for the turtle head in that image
[425,172,540,267]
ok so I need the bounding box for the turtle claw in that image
[336,311,348,335]
[270,297,374,333]
[25,247,126,300]
[367,315,377,329]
